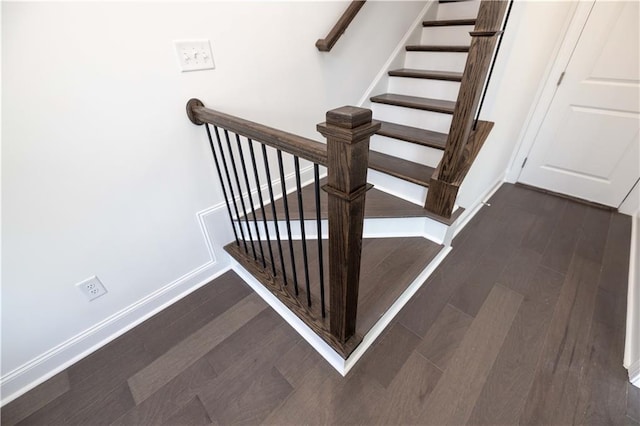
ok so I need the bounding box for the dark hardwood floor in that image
[253,177,433,221]
[2,183,636,425]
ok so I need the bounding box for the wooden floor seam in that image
[3,183,637,426]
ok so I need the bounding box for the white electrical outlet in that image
[174,40,215,72]
[76,276,108,301]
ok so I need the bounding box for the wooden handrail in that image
[187,99,379,352]
[186,99,328,166]
[425,0,508,218]
[316,1,366,52]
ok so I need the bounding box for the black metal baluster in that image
[236,134,266,267]
[295,157,312,308]
[248,139,275,273]
[224,129,257,260]
[314,164,326,318]
[204,124,240,246]
[278,150,299,295]
[212,126,247,252]
[263,144,288,286]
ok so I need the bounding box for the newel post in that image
[317,106,380,343]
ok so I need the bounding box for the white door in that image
[518,0,640,208]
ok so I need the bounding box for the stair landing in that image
[254,178,431,221]
[226,235,442,357]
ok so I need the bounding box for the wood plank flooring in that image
[253,177,431,221]
[3,183,636,426]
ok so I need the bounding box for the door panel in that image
[518,1,640,207]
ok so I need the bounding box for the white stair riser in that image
[372,103,453,134]
[421,25,474,45]
[388,76,460,102]
[235,216,445,243]
[404,51,468,72]
[367,169,428,206]
[436,0,481,20]
[370,134,443,169]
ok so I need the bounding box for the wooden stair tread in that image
[377,121,447,150]
[406,45,470,52]
[225,235,442,357]
[388,68,463,82]
[369,151,435,188]
[370,93,455,114]
[254,177,432,222]
[422,18,476,27]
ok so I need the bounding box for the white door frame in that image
[505,0,595,184]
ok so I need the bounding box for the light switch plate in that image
[174,40,215,72]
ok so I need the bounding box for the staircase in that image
[367,1,480,193]
[186,0,509,372]
[365,0,500,220]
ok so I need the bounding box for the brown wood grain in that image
[388,68,463,81]
[195,324,299,425]
[438,2,505,181]
[520,254,604,424]
[467,264,564,425]
[316,1,366,52]
[1,373,70,426]
[354,322,421,388]
[423,1,507,218]
[369,150,435,187]
[127,293,266,404]
[374,351,443,425]
[406,44,470,52]
[376,120,447,150]
[253,177,433,221]
[187,101,327,166]
[113,358,217,425]
[370,93,456,114]
[317,106,380,343]
[420,284,523,425]
[416,304,473,370]
[540,201,589,274]
[423,18,477,27]
[161,396,212,426]
[9,185,633,426]
[425,121,493,217]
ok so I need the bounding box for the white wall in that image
[456,0,576,208]
[1,0,426,402]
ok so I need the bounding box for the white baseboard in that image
[625,211,639,382]
[230,262,347,374]
[629,359,640,388]
[452,174,506,241]
[0,204,235,406]
[230,243,452,376]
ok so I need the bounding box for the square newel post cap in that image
[326,106,372,129]
[317,106,381,142]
